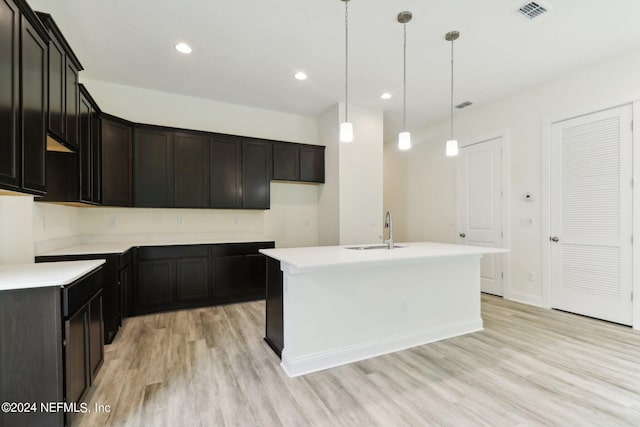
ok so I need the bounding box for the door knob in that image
[550,236,559,242]
[459,233,466,238]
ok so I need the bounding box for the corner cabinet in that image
[0,0,48,196]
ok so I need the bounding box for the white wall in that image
[385,47,640,305]
[317,105,340,246]
[317,103,384,246]
[82,79,318,145]
[0,196,35,264]
[338,104,384,245]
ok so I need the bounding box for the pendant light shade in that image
[446,139,459,156]
[445,30,460,157]
[399,132,411,150]
[397,11,412,151]
[340,122,353,143]
[339,0,353,143]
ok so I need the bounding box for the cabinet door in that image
[174,132,209,208]
[91,109,102,203]
[65,306,90,407]
[212,255,246,298]
[88,292,104,382]
[176,257,209,302]
[101,117,132,206]
[273,144,299,181]
[136,259,174,308]
[120,262,132,318]
[242,140,271,209]
[210,137,241,208]
[134,127,173,207]
[79,93,92,202]
[246,253,267,297]
[20,15,47,194]
[0,0,19,190]
[65,59,79,149]
[47,36,65,140]
[299,145,325,183]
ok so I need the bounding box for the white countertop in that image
[37,234,275,257]
[0,259,106,291]
[260,242,507,272]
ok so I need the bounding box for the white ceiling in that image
[28,0,640,141]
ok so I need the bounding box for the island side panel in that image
[280,255,483,377]
[264,256,284,357]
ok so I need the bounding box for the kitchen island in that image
[260,242,506,377]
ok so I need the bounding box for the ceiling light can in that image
[175,43,192,54]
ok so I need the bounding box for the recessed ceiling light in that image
[175,43,192,54]
[380,93,392,100]
[294,72,308,81]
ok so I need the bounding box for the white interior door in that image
[459,136,504,296]
[550,104,633,325]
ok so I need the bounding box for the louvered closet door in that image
[550,104,633,325]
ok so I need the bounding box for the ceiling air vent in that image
[456,101,473,109]
[517,2,548,20]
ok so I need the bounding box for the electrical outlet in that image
[177,217,184,226]
[109,217,118,229]
[527,272,534,282]
[401,299,408,312]
[234,216,239,225]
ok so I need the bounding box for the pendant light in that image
[397,11,412,151]
[339,0,353,143]
[445,31,460,157]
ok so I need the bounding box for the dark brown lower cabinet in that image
[131,241,274,316]
[176,257,209,302]
[212,255,246,298]
[0,266,104,427]
[36,251,129,345]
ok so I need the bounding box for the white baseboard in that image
[505,291,543,307]
[280,319,483,377]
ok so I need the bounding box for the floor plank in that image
[76,295,640,426]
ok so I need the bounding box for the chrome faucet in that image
[383,210,394,249]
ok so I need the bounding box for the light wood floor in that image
[76,295,640,427]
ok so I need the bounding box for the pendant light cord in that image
[403,23,407,131]
[450,38,454,140]
[344,1,349,123]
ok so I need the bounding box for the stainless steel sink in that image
[345,245,405,250]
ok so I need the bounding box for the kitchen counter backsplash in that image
[36,232,275,256]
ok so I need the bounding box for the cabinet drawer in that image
[136,245,208,260]
[62,267,103,318]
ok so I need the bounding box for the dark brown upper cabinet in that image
[174,131,210,208]
[210,136,241,209]
[273,143,325,184]
[242,139,271,209]
[36,12,83,151]
[79,84,101,204]
[273,143,299,181]
[0,0,48,196]
[299,145,325,183]
[133,126,174,207]
[0,0,21,192]
[101,114,133,206]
